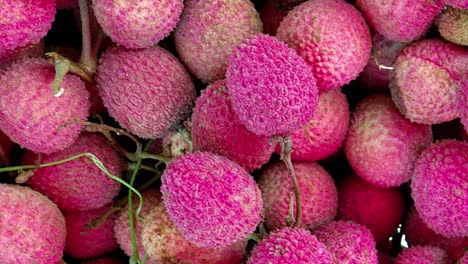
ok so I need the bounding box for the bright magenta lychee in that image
[247,228,333,264]
[390,39,468,124]
[395,246,450,264]
[344,95,433,187]
[444,0,468,9]
[313,221,378,264]
[91,0,184,49]
[356,0,443,42]
[174,0,262,83]
[337,175,405,243]
[0,0,55,54]
[26,133,123,211]
[226,34,318,137]
[64,206,118,259]
[142,201,247,263]
[0,58,90,154]
[97,46,196,139]
[411,140,468,238]
[161,151,263,248]
[285,89,349,162]
[259,161,338,231]
[191,80,275,172]
[276,0,371,91]
[0,184,66,264]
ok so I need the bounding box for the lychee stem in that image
[371,48,394,71]
[280,136,302,228]
[78,0,97,73]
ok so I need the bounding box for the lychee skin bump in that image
[0,58,90,154]
[161,151,263,248]
[226,34,319,137]
[411,140,468,238]
[395,246,450,264]
[0,184,66,264]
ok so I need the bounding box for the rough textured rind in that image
[459,252,468,264]
[0,184,66,264]
[91,0,184,48]
[26,133,123,211]
[285,89,349,161]
[114,189,160,263]
[97,46,196,139]
[437,8,468,46]
[64,206,118,259]
[142,201,247,263]
[175,0,262,83]
[0,0,55,54]
[337,175,405,243]
[276,0,371,91]
[403,207,468,261]
[0,42,44,70]
[192,80,275,172]
[395,246,450,264]
[459,83,468,133]
[0,58,89,154]
[226,34,318,136]
[161,151,263,248]
[411,140,468,237]
[356,0,443,42]
[259,161,338,231]
[56,0,78,9]
[313,221,378,264]
[344,95,433,187]
[444,0,468,9]
[390,39,468,124]
[247,228,333,264]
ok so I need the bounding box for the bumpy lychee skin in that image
[64,206,118,259]
[161,151,263,248]
[175,0,262,83]
[285,89,349,162]
[0,58,90,154]
[276,0,371,91]
[0,184,66,263]
[259,161,338,231]
[437,8,468,46]
[114,189,160,262]
[403,207,468,261]
[142,201,247,263]
[411,140,468,238]
[460,252,468,264]
[0,0,55,54]
[344,95,433,187]
[459,83,468,133]
[313,221,378,264]
[91,0,183,49]
[444,0,468,9]
[226,34,318,137]
[247,228,333,264]
[0,42,44,70]
[356,0,443,42]
[192,80,275,172]
[26,133,123,211]
[337,175,405,244]
[56,0,78,9]
[390,39,468,125]
[395,246,450,264]
[97,46,196,139]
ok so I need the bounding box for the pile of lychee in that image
[0,0,466,263]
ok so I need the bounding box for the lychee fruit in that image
[458,83,467,133]
[247,227,333,264]
[344,95,433,187]
[411,139,468,237]
[276,0,371,91]
[0,41,44,70]
[0,184,66,264]
[91,0,184,49]
[436,7,468,46]
[356,0,443,42]
[25,133,123,211]
[174,0,262,83]
[161,151,263,248]
[259,161,338,231]
[313,221,378,264]
[191,80,275,172]
[64,206,118,259]
[0,58,90,154]
[337,175,405,244]
[395,246,450,264]
[96,46,196,139]
[226,34,318,137]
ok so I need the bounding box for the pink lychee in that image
[395,246,450,264]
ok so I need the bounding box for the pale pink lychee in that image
[395,246,450,264]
